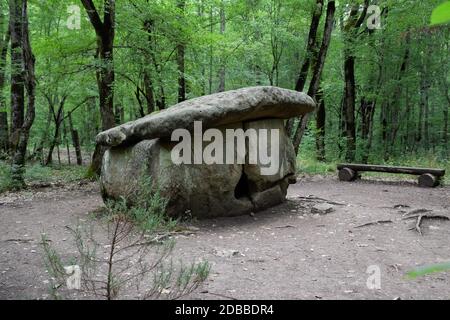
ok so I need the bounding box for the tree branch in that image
[80,0,104,35]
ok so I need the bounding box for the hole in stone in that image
[234,172,251,200]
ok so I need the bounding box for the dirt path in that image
[1,177,449,300]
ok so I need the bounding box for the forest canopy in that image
[0,0,449,188]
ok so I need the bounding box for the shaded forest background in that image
[0,0,449,189]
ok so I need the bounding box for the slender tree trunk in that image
[177,0,186,102]
[142,17,165,110]
[360,98,376,163]
[295,0,323,92]
[315,89,326,161]
[338,97,345,157]
[81,0,116,175]
[444,95,449,146]
[63,114,71,165]
[417,52,430,149]
[217,0,226,92]
[0,9,10,154]
[45,96,65,166]
[291,1,335,155]
[208,6,213,94]
[423,83,429,146]
[197,1,206,96]
[440,42,449,147]
[361,7,388,163]
[0,112,7,155]
[114,103,123,124]
[343,52,356,161]
[286,0,324,136]
[143,70,155,114]
[386,36,410,158]
[402,88,411,152]
[33,103,52,163]
[341,1,369,162]
[68,112,82,165]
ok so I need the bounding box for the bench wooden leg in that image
[338,167,357,182]
[418,173,439,188]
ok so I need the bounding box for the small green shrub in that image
[406,262,450,279]
[0,161,11,193]
[0,161,88,193]
[41,174,210,300]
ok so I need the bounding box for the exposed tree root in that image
[402,214,450,236]
[355,220,393,228]
[297,195,346,206]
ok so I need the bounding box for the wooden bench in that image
[337,163,446,188]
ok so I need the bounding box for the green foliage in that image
[0,161,11,192]
[0,161,88,193]
[128,175,172,229]
[2,0,449,190]
[431,1,450,25]
[406,261,450,279]
[40,234,67,300]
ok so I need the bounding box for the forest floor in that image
[1,175,449,300]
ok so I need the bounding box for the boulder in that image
[99,86,315,219]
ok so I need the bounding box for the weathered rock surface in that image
[99,86,316,219]
[96,86,315,147]
[101,120,296,218]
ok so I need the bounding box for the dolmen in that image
[97,86,315,218]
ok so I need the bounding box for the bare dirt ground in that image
[1,175,449,300]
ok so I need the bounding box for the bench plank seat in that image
[337,164,445,177]
[337,163,446,188]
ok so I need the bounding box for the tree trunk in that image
[315,89,326,161]
[177,0,186,102]
[343,52,356,161]
[444,96,449,146]
[10,0,36,188]
[33,103,52,163]
[386,36,410,158]
[142,18,165,111]
[9,0,25,153]
[45,96,65,166]
[291,1,335,155]
[217,0,226,92]
[0,112,7,155]
[114,103,123,124]
[81,0,116,175]
[341,1,369,162]
[441,42,449,147]
[68,112,82,166]
[0,9,10,154]
[208,5,213,94]
[360,97,375,163]
[294,0,323,92]
[63,114,70,165]
[286,0,324,136]
[143,70,155,114]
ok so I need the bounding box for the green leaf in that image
[406,262,450,279]
[431,2,450,25]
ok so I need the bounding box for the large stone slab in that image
[101,120,297,218]
[96,86,315,147]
